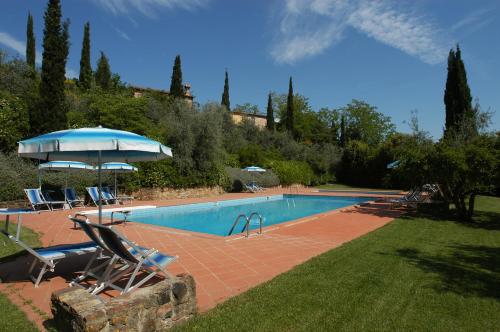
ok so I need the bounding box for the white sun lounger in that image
[0,208,98,287]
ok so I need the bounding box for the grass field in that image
[175,196,500,331]
[0,221,41,332]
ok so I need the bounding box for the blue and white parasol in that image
[99,162,138,197]
[19,127,172,223]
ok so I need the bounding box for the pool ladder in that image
[228,212,263,237]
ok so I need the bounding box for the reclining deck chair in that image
[65,188,85,208]
[24,188,65,211]
[87,222,177,295]
[86,187,113,206]
[1,211,98,286]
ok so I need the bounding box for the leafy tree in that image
[95,51,111,90]
[339,114,346,147]
[342,100,395,146]
[38,0,70,134]
[444,45,475,139]
[78,22,92,90]
[221,69,230,110]
[286,76,294,136]
[266,93,274,131]
[233,103,259,114]
[0,91,30,151]
[169,55,184,98]
[26,12,36,69]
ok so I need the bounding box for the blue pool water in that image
[109,195,371,237]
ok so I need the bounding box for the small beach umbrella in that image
[98,162,138,197]
[242,166,266,185]
[19,126,172,223]
[38,161,94,203]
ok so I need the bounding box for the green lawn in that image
[0,221,41,332]
[175,196,500,331]
[315,183,400,192]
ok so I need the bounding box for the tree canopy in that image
[169,55,184,98]
[78,22,92,90]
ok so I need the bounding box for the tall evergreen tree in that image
[169,55,184,98]
[444,44,475,138]
[38,0,70,134]
[26,12,36,68]
[221,70,230,110]
[266,93,274,131]
[95,51,111,90]
[339,114,346,147]
[286,76,294,135]
[78,22,92,90]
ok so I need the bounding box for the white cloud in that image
[0,31,42,64]
[92,0,209,17]
[271,0,451,65]
[113,27,131,41]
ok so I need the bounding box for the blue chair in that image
[86,187,112,206]
[24,188,64,211]
[64,188,84,208]
[87,222,177,295]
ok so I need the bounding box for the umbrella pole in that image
[114,171,117,198]
[98,151,102,224]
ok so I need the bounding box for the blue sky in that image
[1,0,499,139]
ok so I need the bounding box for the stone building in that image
[230,111,268,129]
[131,83,193,106]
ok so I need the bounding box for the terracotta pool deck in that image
[0,188,404,330]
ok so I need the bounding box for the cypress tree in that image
[26,12,36,68]
[286,76,294,135]
[169,55,184,98]
[444,44,475,138]
[79,22,92,90]
[266,93,274,131]
[95,51,111,90]
[339,114,346,147]
[221,70,230,110]
[38,0,70,134]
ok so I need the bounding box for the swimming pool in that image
[109,195,371,237]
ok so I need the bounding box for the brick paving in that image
[0,189,403,330]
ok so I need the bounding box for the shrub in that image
[0,153,114,202]
[266,160,314,186]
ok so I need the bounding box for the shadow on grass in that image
[398,209,500,231]
[395,244,500,300]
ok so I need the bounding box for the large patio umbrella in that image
[18,127,172,223]
[242,166,266,185]
[38,161,94,203]
[98,162,138,198]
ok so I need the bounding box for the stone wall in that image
[51,274,196,332]
[132,186,225,201]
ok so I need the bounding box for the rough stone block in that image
[51,274,197,331]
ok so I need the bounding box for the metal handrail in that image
[228,214,249,236]
[228,212,264,237]
[246,212,263,235]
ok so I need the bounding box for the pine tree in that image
[266,93,274,131]
[38,0,70,134]
[26,12,36,68]
[444,44,475,138]
[339,114,346,147]
[286,76,294,135]
[169,55,184,98]
[221,70,230,110]
[78,22,92,90]
[95,51,111,90]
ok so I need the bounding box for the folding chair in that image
[87,222,177,295]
